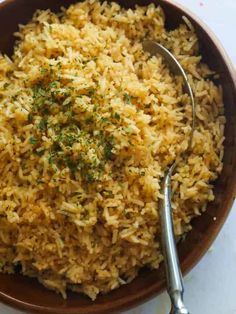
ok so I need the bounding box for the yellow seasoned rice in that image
[0,0,225,300]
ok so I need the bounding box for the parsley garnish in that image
[113,112,120,120]
[28,113,33,123]
[37,118,48,131]
[104,142,113,160]
[124,92,132,104]
[40,68,48,75]
[3,83,9,89]
[88,88,95,97]
[29,136,37,145]
[50,81,59,88]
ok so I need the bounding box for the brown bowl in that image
[0,0,235,313]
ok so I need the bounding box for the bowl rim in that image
[0,0,235,313]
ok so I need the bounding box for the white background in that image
[0,0,235,313]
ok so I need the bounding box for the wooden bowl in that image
[0,0,235,313]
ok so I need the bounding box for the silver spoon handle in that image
[170,291,189,314]
[160,163,189,314]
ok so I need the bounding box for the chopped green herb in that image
[65,157,77,173]
[128,139,134,146]
[56,133,76,147]
[38,118,48,131]
[104,142,113,160]
[56,62,62,69]
[124,92,132,104]
[50,81,59,88]
[100,117,109,123]
[40,68,48,75]
[93,104,98,112]
[32,85,46,99]
[48,152,55,165]
[28,136,37,145]
[113,112,120,120]
[88,88,95,97]
[3,83,9,89]
[84,171,95,182]
[140,170,145,176]
[28,113,33,123]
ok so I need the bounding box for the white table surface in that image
[0,0,235,313]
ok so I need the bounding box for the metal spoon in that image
[142,40,196,314]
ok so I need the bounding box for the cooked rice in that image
[0,0,225,300]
